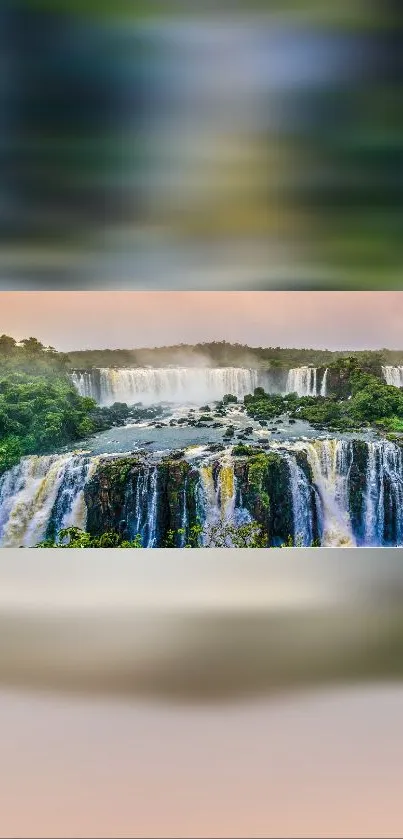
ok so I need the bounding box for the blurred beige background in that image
[1,683,403,838]
[0,550,403,836]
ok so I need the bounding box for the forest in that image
[67,342,399,371]
[0,335,120,475]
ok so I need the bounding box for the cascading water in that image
[363,442,383,546]
[382,443,403,546]
[199,463,219,534]
[197,453,252,545]
[0,453,94,547]
[382,366,403,388]
[124,465,159,547]
[283,453,316,546]
[320,368,328,397]
[72,367,268,406]
[363,441,403,546]
[46,455,99,541]
[218,461,236,522]
[286,367,318,397]
[288,439,355,546]
[198,457,236,542]
[147,468,159,547]
[2,440,403,547]
[71,365,329,406]
[178,474,188,547]
[71,370,100,400]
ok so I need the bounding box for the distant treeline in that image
[67,342,403,370]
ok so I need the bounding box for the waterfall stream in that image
[382,366,403,388]
[283,453,316,547]
[71,366,328,406]
[286,367,317,397]
[288,440,355,547]
[0,453,94,547]
[1,439,403,547]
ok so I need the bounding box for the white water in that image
[125,465,160,548]
[363,441,403,547]
[72,367,265,406]
[382,366,403,388]
[286,438,403,548]
[288,439,355,547]
[71,366,328,406]
[363,443,383,546]
[197,452,253,545]
[198,455,236,537]
[320,368,329,397]
[283,453,315,547]
[2,440,403,547]
[286,367,319,397]
[0,453,94,547]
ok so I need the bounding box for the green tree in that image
[20,337,45,357]
[0,335,16,357]
[37,527,143,548]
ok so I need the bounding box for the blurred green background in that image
[1,0,402,288]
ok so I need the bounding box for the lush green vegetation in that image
[37,527,143,548]
[0,335,131,476]
[244,357,403,433]
[37,521,320,549]
[37,521,275,549]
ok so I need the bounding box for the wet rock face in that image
[84,454,200,547]
[85,447,321,549]
[82,440,403,549]
[348,440,369,544]
[293,450,321,544]
[324,363,383,400]
[84,457,140,537]
[159,458,199,545]
[233,451,294,546]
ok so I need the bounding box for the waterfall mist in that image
[71,366,329,406]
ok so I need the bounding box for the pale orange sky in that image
[1,291,403,351]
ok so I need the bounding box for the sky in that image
[1,291,403,351]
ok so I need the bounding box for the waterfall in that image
[382,366,403,388]
[199,461,232,532]
[71,365,331,406]
[320,368,328,397]
[218,462,236,521]
[126,466,159,547]
[383,443,403,546]
[72,367,266,406]
[289,440,355,546]
[199,464,220,534]
[146,467,159,547]
[179,475,188,547]
[363,443,383,546]
[283,453,315,546]
[0,453,94,547]
[198,455,243,544]
[286,367,318,397]
[71,370,100,400]
[363,441,403,546]
[287,439,403,547]
[2,440,403,548]
[46,455,99,541]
